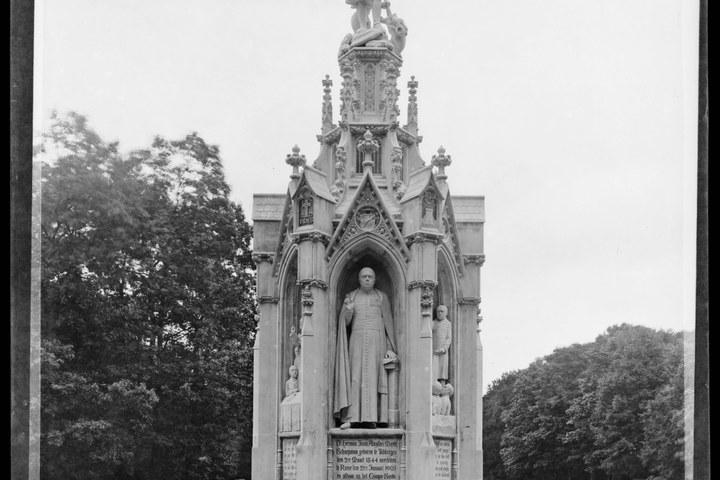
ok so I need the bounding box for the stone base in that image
[431,414,456,436]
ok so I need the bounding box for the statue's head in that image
[436,305,448,320]
[289,365,298,378]
[432,381,443,395]
[358,267,376,291]
[388,14,407,38]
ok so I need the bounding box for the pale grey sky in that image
[34,0,699,392]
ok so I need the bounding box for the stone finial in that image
[408,75,418,94]
[286,145,306,182]
[431,145,452,181]
[406,75,419,134]
[357,129,380,173]
[321,74,334,134]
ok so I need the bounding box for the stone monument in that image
[252,2,485,478]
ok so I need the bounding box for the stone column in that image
[457,256,484,480]
[404,236,439,480]
[252,258,280,480]
[294,236,329,480]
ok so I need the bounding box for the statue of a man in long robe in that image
[334,267,397,429]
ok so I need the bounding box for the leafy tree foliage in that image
[40,112,256,480]
[483,371,519,480]
[483,324,685,480]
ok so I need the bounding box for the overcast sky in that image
[34,0,699,392]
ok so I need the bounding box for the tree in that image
[483,371,519,480]
[485,324,685,480]
[499,344,590,480]
[566,324,684,480]
[639,352,685,480]
[40,112,256,479]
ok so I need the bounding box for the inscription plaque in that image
[334,437,400,480]
[434,439,452,480]
[282,437,298,480]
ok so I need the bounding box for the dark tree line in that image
[483,324,685,480]
[39,112,256,480]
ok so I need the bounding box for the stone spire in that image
[321,75,334,134]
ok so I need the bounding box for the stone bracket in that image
[251,252,275,265]
[462,254,485,266]
[300,285,314,336]
[297,278,329,290]
[292,231,332,246]
[258,296,280,304]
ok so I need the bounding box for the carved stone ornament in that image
[396,128,420,146]
[405,75,418,132]
[297,188,314,227]
[407,279,438,291]
[391,145,407,199]
[321,74,334,131]
[297,278,329,290]
[350,124,390,137]
[378,58,401,122]
[405,232,443,246]
[337,187,396,249]
[318,126,343,145]
[286,145,307,181]
[331,146,348,200]
[431,145,452,181]
[291,231,331,246]
[463,254,486,266]
[251,253,275,265]
[339,59,361,122]
[301,286,314,307]
[326,175,410,263]
[363,63,376,111]
[457,296,481,305]
[258,296,280,304]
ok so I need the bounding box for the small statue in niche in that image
[292,344,302,386]
[285,365,300,398]
[439,382,454,415]
[432,381,443,415]
[422,190,438,225]
[432,304,452,385]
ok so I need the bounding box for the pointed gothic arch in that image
[326,233,408,428]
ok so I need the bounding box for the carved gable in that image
[326,171,409,261]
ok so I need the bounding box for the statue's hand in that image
[343,298,355,312]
